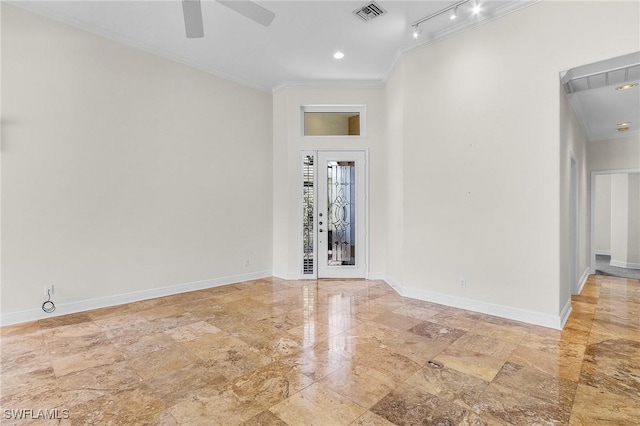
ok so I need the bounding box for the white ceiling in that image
[562,52,640,142]
[13,0,535,91]
[11,1,639,141]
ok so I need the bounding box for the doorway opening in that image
[300,150,367,279]
[591,169,640,280]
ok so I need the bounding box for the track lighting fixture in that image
[411,0,479,39]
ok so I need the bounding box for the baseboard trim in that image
[560,298,572,329]
[595,250,611,256]
[384,276,403,296]
[385,278,564,330]
[0,270,272,327]
[609,260,640,270]
[577,267,590,294]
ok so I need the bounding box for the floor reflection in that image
[1,276,638,424]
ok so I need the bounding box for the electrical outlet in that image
[460,279,466,288]
[45,284,54,296]
[243,259,250,267]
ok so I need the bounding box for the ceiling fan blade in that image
[182,0,204,38]
[217,1,275,27]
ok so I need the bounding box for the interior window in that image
[301,106,365,136]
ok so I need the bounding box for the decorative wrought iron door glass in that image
[302,155,315,275]
[327,161,356,266]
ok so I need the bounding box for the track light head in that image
[450,6,458,20]
[412,25,422,39]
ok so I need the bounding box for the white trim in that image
[299,149,370,281]
[577,268,590,295]
[0,270,271,327]
[560,299,573,329]
[590,168,640,274]
[386,278,565,330]
[595,250,611,256]
[366,273,386,281]
[316,150,367,279]
[273,80,383,93]
[567,93,594,142]
[609,260,640,270]
[570,154,579,295]
[384,276,402,295]
[273,272,302,281]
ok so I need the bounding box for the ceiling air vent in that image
[353,2,387,22]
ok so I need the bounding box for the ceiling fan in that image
[182,0,276,38]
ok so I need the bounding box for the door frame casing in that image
[299,149,369,279]
[570,155,579,295]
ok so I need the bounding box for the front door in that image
[316,151,366,278]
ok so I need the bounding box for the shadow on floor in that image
[595,254,640,280]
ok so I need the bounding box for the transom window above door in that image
[301,105,366,137]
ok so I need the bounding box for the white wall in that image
[384,0,639,328]
[383,62,405,288]
[1,5,273,323]
[560,84,589,302]
[587,135,640,172]
[272,86,385,280]
[611,174,630,267]
[610,173,640,269]
[594,175,611,255]
[628,173,640,267]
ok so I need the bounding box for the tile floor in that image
[1,275,638,425]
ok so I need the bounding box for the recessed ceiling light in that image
[617,122,631,127]
[618,127,630,132]
[616,83,638,91]
[333,51,345,60]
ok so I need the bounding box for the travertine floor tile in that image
[57,361,142,406]
[126,342,201,380]
[241,410,289,426]
[370,311,423,331]
[351,410,397,426]
[2,275,639,425]
[50,344,124,377]
[320,363,397,408]
[169,382,265,424]
[279,346,349,381]
[434,347,506,382]
[404,365,489,411]
[232,361,314,408]
[145,363,227,407]
[370,382,472,425]
[448,332,518,361]
[469,382,572,425]
[269,382,366,426]
[570,383,640,425]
